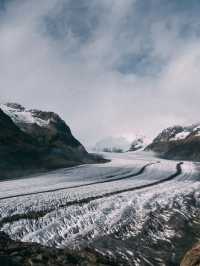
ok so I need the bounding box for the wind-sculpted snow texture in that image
[0,151,200,266]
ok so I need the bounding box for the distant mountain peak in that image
[5,102,25,111]
[129,135,150,151]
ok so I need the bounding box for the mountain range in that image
[93,123,200,162]
[1,102,200,180]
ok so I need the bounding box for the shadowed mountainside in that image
[0,103,105,180]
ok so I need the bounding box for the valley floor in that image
[0,151,200,265]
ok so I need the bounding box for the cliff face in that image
[0,103,103,180]
[146,124,200,161]
[0,108,39,179]
[1,103,84,149]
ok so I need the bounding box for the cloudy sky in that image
[1,0,200,147]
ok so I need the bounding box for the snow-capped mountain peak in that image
[129,135,150,151]
[147,122,200,161]
[0,103,51,129]
[153,123,200,144]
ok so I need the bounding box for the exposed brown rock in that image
[181,243,200,266]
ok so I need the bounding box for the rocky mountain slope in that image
[146,124,200,161]
[0,103,103,180]
[0,232,113,266]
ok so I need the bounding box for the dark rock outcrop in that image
[146,124,200,161]
[0,103,105,180]
[0,232,113,266]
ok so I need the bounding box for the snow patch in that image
[170,131,190,141]
[0,103,50,128]
[130,135,151,151]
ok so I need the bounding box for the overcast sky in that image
[1,0,200,147]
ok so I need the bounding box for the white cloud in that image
[0,0,200,147]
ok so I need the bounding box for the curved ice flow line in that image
[1,163,187,245]
[0,161,177,213]
[0,162,160,227]
[21,182,199,251]
[3,161,200,250]
[47,162,183,206]
[0,162,157,201]
[0,162,183,229]
[0,165,140,197]
[0,161,172,223]
[176,161,199,182]
[0,168,133,198]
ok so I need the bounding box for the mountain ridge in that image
[146,123,200,161]
[0,103,105,180]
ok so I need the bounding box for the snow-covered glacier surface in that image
[0,151,200,265]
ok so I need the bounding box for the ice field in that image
[0,151,200,265]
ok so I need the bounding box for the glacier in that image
[0,151,200,265]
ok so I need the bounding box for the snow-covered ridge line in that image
[155,123,200,143]
[0,103,51,128]
[0,102,100,180]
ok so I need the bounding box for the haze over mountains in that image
[93,136,131,152]
[93,135,150,153]
[94,124,200,162]
[1,0,200,147]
